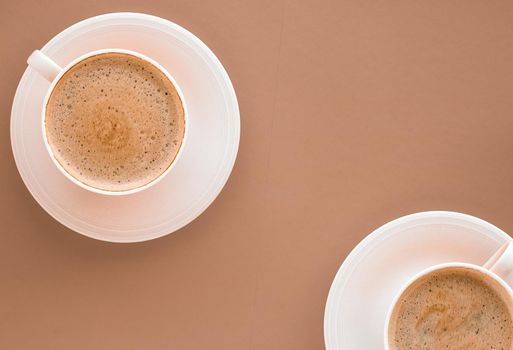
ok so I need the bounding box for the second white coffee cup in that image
[384,241,513,349]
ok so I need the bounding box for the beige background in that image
[2,1,513,349]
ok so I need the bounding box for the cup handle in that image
[27,50,62,82]
[484,241,513,279]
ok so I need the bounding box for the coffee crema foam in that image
[45,53,185,192]
[388,267,513,350]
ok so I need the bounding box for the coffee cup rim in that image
[383,261,513,349]
[40,48,188,196]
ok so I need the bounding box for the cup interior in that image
[41,49,187,196]
[385,264,513,349]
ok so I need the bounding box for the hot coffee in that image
[388,267,513,349]
[45,52,185,192]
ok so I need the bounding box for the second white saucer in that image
[10,13,240,242]
[324,211,512,349]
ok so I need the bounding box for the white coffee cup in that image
[27,48,188,196]
[384,241,513,349]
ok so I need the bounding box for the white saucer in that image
[324,211,512,349]
[10,13,240,242]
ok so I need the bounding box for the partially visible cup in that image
[27,48,188,195]
[385,241,513,349]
